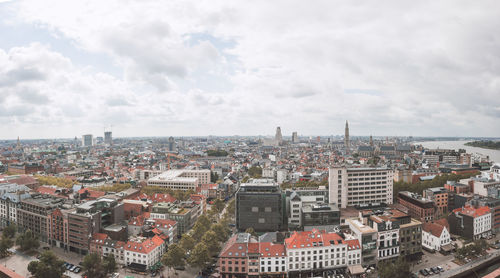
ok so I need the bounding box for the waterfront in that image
[417,140,500,164]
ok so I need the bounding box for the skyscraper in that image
[82,134,93,147]
[168,136,176,152]
[344,121,350,152]
[104,131,112,145]
[292,131,298,143]
[275,127,283,145]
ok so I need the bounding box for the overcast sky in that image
[0,0,499,139]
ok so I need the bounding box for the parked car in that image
[431,267,439,274]
[419,269,428,276]
[437,266,444,272]
[66,264,73,270]
[69,265,77,272]
[174,266,185,271]
[73,267,81,273]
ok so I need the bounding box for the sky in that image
[0,0,499,139]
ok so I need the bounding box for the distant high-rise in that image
[344,121,350,152]
[292,131,298,143]
[369,135,373,147]
[275,127,283,145]
[104,131,112,145]
[82,134,93,147]
[168,136,176,152]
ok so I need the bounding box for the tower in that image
[168,136,176,152]
[16,136,21,150]
[275,127,283,145]
[369,135,373,147]
[104,131,112,146]
[344,121,350,152]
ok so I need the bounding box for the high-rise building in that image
[168,136,176,152]
[82,134,93,147]
[344,121,350,152]
[275,127,283,145]
[104,131,112,145]
[236,179,284,232]
[292,131,298,143]
[328,166,394,208]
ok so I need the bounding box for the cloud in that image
[0,0,498,138]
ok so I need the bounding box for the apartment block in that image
[328,167,394,209]
[147,169,211,190]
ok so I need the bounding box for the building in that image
[285,229,349,276]
[218,233,253,278]
[448,205,491,240]
[301,203,340,231]
[17,195,66,243]
[346,218,377,266]
[366,214,400,261]
[469,196,500,233]
[236,179,285,232]
[150,201,201,235]
[286,187,329,229]
[328,167,394,208]
[423,187,449,216]
[82,134,93,147]
[398,191,436,223]
[422,222,451,252]
[259,241,287,277]
[292,132,298,144]
[344,121,350,153]
[147,169,210,190]
[0,183,30,227]
[168,137,176,152]
[104,131,112,145]
[7,163,44,174]
[389,209,422,260]
[275,127,283,146]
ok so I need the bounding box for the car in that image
[437,266,444,272]
[66,264,73,270]
[42,246,50,250]
[420,269,429,276]
[174,266,185,271]
[111,273,120,278]
[73,267,81,273]
[69,265,77,272]
[432,267,440,274]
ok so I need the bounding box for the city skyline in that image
[1,1,500,139]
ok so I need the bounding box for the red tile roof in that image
[124,235,164,254]
[423,222,446,238]
[345,239,361,251]
[133,193,176,203]
[259,242,286,257]
[285,229,345,249]
[453,205,491,217]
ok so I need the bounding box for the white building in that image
[285,229,350,274]
[147,169,210,191]
[328,167,394,208]
[277,170,288,184]
[368,215,400,261]
[422,222,451,251]
[124,235,166,269]
[258,242,287,275]
[0,183,31,227]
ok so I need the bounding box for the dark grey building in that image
[301,203,340,231]
[236,179,285,232]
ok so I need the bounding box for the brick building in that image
[398,191,436,223]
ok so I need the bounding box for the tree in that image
[245,227,257,237]
[202,230,220,255]
[210,171,219,183]
[180,234,196,251]
[210,223,229,242]
[188,243,211,269]
[3,224,16,239]
[192,215,212,241]
[213,199,225,214]
[162,243,186,271]
[103,254,117,274]
[16,229,40,252]
[0,236,13,258]
[27,250,65,278]
[82,253,107,278]
[248,166,262,178]
[378,257,411,278]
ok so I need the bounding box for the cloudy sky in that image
[0,0,499,139]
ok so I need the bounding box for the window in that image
[252,207,258,212]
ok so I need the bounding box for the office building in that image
[104,131,112,145]
[398,191,436,223]
[275,127,283,145]
[292,132,298,143]
[82,134,93,147]
[236,179,285,232]
[423,187,448,216]
[147,169,210,191]
[328,166,394,208]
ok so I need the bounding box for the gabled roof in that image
[285,229,344,249]
[423,222,446,238]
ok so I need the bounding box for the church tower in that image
[344,121,350,152]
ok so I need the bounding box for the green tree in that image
[27,250,65,278]
[180,234,196,251]
[213,199,225,214]
[162,243,186,271]
[3,224,16,239]
[210,171,219,183]
[188,242,211,269]
[192,215,211,241]
[0,236,13,258]
[16,229,40,252]
[210,223,229,242]
[378,257,411,278]
[245,227,257,237]
[103,254,117,274]
[201,230,220,255]
[82,253,107,278]
[248,166,262,178]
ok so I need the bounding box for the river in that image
[416,140,500,164]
